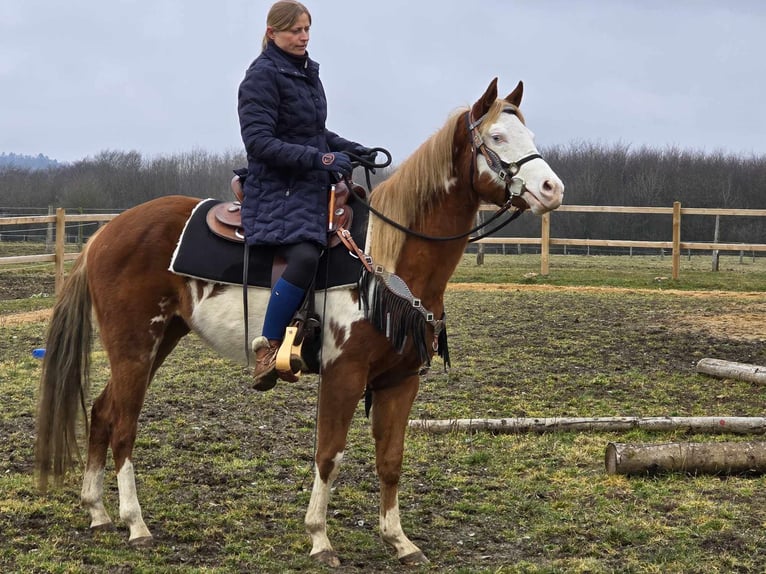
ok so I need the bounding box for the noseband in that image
[467,109,543,202]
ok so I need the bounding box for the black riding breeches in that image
[277,242,322,290]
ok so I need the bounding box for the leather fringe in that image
[358,268,449,369]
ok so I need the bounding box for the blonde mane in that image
[369,108,466,270]
[480,100,525,129]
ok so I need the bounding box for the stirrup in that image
[276,325,303,379]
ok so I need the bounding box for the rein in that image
[350,183,522,243]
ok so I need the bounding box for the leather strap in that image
[242,242,250,366]
[336,227,374,272]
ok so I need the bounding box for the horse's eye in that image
[491,134,502,144]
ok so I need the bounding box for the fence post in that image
[55,208,66,295]
[475,211,484,265]
[540,212,550,275]
[672,201,681,280]
[78,207,84,250]
[712,214,720,271]
[46,205,54,250]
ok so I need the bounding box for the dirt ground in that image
[2,274,765,572]
[0,273,54,301]
[448,283,766,342]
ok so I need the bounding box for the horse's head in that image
[468,78,564,215]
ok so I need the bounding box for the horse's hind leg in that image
[80,357,154,545]
[81,387,116,532]
[81,316,188,545]
[371,375,429,565]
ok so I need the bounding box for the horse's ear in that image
[504,81,524,107]
[471,78,499,120]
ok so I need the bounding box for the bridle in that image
[350,108,545,243]
[467,108,543,205]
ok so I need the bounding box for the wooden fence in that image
[1,204,765,293]
[0,209,117,293]
[478,202,766,279]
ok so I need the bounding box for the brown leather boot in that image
[252,337,280,391]
[251,337,300,391]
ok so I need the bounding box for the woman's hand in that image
[349,145,377,165]
[314,152,352,176]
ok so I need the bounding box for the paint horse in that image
[35,78,564,567]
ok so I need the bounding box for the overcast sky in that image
[2,0,766,165]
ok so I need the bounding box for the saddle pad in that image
[169,198,369,289]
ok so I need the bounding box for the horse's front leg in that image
[305,360,367,567]
[371,375,429,565]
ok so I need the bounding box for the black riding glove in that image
[350,145,377,165]
[313,152,352,176]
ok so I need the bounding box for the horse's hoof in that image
[311,550,341,567]
[90,522,114,534]
[399,551,429,565]
[128,535,154,548]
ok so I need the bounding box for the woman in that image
[238,0,373,390]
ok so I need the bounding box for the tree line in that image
[0,152,61,171]
[486,142,766,247]
[0,144,764,245]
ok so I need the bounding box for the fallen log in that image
[408,416,766,435]
[696,358,766,385]
[605,441,766,476]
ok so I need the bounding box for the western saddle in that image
[210,174,372,378]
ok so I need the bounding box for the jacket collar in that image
[264,41,319,77]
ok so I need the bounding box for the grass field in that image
[1,248,765,572]
[453,252,766,291]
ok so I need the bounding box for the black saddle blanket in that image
[169,198,368,289]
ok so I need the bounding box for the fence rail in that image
[480,202,766,278]
[0,209,118,292]
[1,204,765,292]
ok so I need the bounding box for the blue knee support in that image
[261,277,306,341]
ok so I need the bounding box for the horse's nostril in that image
[542,179,564,196]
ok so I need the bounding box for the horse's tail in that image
[35,241,95,492]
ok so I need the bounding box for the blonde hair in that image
[369,109,462,271]
[262,1,312,51]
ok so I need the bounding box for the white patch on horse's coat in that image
[117,459,152,541]
[305,451,345,557]
[81,466,112,529]
[479,112,563,214]
[314,289,363,368]
[380,501,422,558]
[189,282,270,364]
[444,176,457,194]
[145,337,161,368]
[187,281,363,367]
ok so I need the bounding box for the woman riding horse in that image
[238,0,375,390]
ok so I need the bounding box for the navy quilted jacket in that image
[237,42,357,246]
